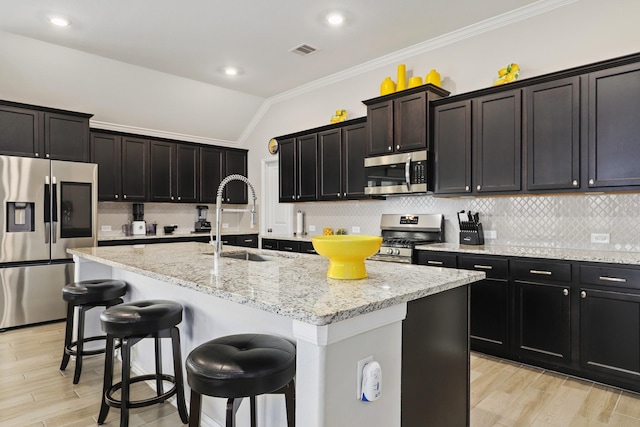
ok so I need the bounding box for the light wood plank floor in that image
[2,321,640,426]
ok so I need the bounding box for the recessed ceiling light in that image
[49,16,71,27]
[224,67,239,76]
[326,13,345,26]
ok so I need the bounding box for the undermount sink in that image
[220,252,271,262]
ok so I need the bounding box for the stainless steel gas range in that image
[371,213,444,264]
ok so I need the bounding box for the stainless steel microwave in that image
[364,150,428,195]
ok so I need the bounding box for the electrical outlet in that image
[591,233,610,244]
[352,226,361,234]
[356,356,373,399]
[484,230,497,239]
[222,223,229,229]
[309,225,316,232]
[101,225,112,232]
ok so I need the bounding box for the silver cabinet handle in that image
[243,239,253,243]
[473,264,493,270]
[171,196,174,200]
[530,269,552,275]
[178,197,181,201]
[563,289,569,296]
[581,291,587,299]
[291,196,295,200]
[283,246,293,251]
[46,153,50,158]
[599,276,627,283]
[388,146,392,151]
[427,260,444,265]
[396,145,400,150]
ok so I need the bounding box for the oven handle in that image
[405,153,411,191]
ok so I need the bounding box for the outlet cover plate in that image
[591,233,610,244]
[352,226,361,234]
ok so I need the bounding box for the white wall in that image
[0,30,263,144]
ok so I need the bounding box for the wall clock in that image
[268,138,279,155]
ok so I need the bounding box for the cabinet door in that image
[223,150,248,204]
[580,287,640,381]
[587,63,640,188]
[394,91,427,152]
[318,128,343,200]
[43,113,89,162]
[342,121,368,199]
[121,136,148,201]
[176,144,199,202]
[513,280,571,364]
[474,90,521,193]
[296,134,318,201]
[0,105,40,157]
[200,146,223,203]
[278,138,296,202]
[525,77,580,191]
[90,132,121,201]
[367,100,393,155]
[434,100,472,194]
[149,140,175,202]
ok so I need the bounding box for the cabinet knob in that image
[337,193,341,198]
[123,194,127,199]
[46,153,50,158]
[396,145,400,150]
[178,197,181,201]
[291,196,295,200]
[296,195,300,200]
[465,186,470,192]
[35,152,39,157]
[343,192,346,197]
[476,185,481,191]
[581,291,587,299]
[589,179,595,186]
[563,289,569,296]
[388,146,392,151]
[572,180,578,187]
[115,194,119,199]
[171,196,174,200]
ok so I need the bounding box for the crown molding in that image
[90,120,238,147]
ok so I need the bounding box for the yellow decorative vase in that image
[426,69,441,87]
[396,64,407,91]
[380,77,396,96]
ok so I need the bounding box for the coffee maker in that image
[132,203,146,235]
[194,205,211,232]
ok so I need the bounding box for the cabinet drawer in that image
[459,255,508,279]
[278,240,300,252]
[299,241,317,255]
[261,238,278,250]
[513,259,572,283]
[580,264,640,290]
[415,251,457,268]
[235,234,258,248]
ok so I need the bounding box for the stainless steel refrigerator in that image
[0,155,97,329]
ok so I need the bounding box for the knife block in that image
[459,223,484,245]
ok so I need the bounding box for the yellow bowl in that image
[312,235,382,280]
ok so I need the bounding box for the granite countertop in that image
[416,243,640,266]
[99,228,259,242]
[69,242,484,326]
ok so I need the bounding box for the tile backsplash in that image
[293,193,640,253]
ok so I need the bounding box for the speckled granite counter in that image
[416,243,640,265]
[69,242,484,326]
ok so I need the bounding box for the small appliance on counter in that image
[194,205,211,233]
[132,203,146,235]
[458,210,484,245]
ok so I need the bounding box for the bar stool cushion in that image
[186,334,296,399]
[100,300,182,337]
[62,279,127,304]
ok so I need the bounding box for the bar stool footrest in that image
[64,336,121,357]
[105,374,178,409]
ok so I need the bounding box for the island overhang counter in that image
[69,242,484,427]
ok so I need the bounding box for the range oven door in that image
[364,151,428,195]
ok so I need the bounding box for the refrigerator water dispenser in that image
[6,202,35,232]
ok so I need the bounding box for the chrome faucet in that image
[210,174,257,258]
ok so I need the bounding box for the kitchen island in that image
[69,242,484,427]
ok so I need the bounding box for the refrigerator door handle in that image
[51,176,58,244]
[44,176,51,244]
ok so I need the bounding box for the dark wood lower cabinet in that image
[469,278,509,356]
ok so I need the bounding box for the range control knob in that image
[386,248,393,255]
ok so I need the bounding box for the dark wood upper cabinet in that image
[121,136,149,201]
[278,134,318,202]
[0,101,91,161]
[587,62,640,189]
[90,132,122,201]
[318,128,342,200]
[433,100,472,195]
[366,100,394,155]
[0,104,40,158]
[176,144,199,203]
[342,120,368,199]
[223,149,248,204]
[474,89,522,193]
[524,77,580,191]
[149,140,175,202]
[199,147,247,204]
[199,146,224,203]
[394,91,428,152]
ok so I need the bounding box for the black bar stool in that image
[60,279,127,384]
[98,300,189,427]
[186,333,296,427]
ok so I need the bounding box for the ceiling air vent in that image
[290,44,317,56]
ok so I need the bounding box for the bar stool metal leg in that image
[60,302,74,371]
[170,326,189,423]
[120,337,132,427]
[189,390,202,427]
[154,334,164,396]
[98,335,115,425]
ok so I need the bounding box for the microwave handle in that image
[405,153,411,191]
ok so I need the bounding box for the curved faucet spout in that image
[210,174,258,259]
